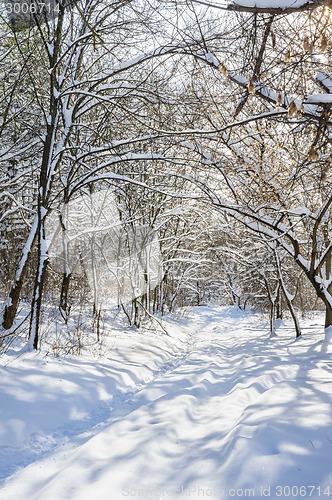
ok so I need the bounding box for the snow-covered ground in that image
[0,306,332,500]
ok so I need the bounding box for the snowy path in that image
[1,307,332,499]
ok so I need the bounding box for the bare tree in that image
[168,1,332,337]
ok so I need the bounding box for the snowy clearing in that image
[0,306,332,500]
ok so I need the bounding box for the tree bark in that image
[2,216,38,330]
[59,272,72,323]
[28,216,48,350]
[324,248,332,329]
[284,291,301,338]
[276,281,282,320]
[325,302,332,329]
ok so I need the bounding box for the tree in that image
[2,0,332,350]
[169,1,332,337]
[0,0,219,348]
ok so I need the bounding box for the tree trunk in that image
[324,251,332,329]
[274,248,301,338]
[2,216,38,330]
[324,303,332,329]
[133,298,141,327]
[285,293,301,338]
[59,272,72,323]
[269,299,276,337]
[28,219,48,350]
[278,279,301,338]
[276,281,283,320]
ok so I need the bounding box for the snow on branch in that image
[203,52,330,125]
[228,0,325,14]
[191,0,327,13]
[304,94,332,106]
[316,73,332,94]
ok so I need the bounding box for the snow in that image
[205,51,220,68]
[325,326,332,342]
[315,73,332,94]
[15,214,38,280]
[0,306,332,500]
[305,94,332,104]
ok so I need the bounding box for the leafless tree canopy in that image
[1,0,332,349]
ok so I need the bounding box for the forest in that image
[1,2,332,498]
[1,0,332,351]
